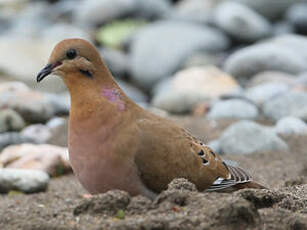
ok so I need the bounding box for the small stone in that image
[0,132,35,151]
[0,168,49,193]
[20,124,52,144]
[247,71,296,88]
[0,109,25,133]
[224,42,307,81]
[207,139,221,154]
[286,3,307,34]
[274,116,307,136]
[0,144,71,177]
[220,120,288,155]
[0,82,56,123]
[207,99,259,120]
[152,66,240,113]
[262,91,307,122]
[131,21,229,89]
[214,2,271,42]
[244,83,289,105]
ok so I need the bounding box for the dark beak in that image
[37,62,62,82]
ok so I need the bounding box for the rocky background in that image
[0,0,307,229]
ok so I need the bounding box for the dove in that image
[37,38,266,199]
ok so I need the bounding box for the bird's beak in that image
[37,62,62,82]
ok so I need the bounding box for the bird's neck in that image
[65,72,137,127]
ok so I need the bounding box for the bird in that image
[37,38,266,199]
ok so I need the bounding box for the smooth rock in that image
[262,91,307,122]
[244,83,289,105]
[0,144,71,176]
[286,3,307,34]
[207,99,259,120]
[224,43,307,81]
[220,120,288,155]
[21,124,52,144]
[131,21,229,89]
[44,92,70,115]
[0,132,35,151]
[207,139,221,153]
[0,169,49,193]
[0,109,25,133]
[117,80,147,103]
[233,0,306,20]
[152,66,240,113]
[273,21,295,36]
[74,0,136,26]
[0,37,66,93]
[133,0,171,20]
[275,116,307,136]
[101,48,130,78]
[247,71,296,88]
[0,82,55,123]
[214,2,271,42]
[168,0,217,24]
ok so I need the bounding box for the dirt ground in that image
[0,117,306,230]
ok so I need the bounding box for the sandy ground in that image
[0,117,306,230]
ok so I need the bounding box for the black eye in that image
[66,49,77,59]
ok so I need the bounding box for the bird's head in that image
[37,39,105,84]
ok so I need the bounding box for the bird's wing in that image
[134,117,252,193]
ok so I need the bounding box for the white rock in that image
[275,116,307,136]
[0,169,49,193]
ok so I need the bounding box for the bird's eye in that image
[66,49,77,59]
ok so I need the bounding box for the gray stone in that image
[44,92,70,116]
[273,21,295,36]
[224,43,307,81]
[286,3,307,34]
[262,91,307,122]
[152,67,239,113]
[101,48,130,78]
[220,120,288,155]
[117,80,147,103]
[133,0,171,20]
[131,21,229,89]
[233,0,307,20]
[207,139,221,153]
[21,124,52,144]
[74,0,136,26]
[247,71,296,88]
[274,116,307,136]
[244,83,289,105]
[0,109,25,133]
[0,169,49,193]
[214,2,271,42]
[0,132,35,151]
[207,99,259,120]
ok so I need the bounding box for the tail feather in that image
[206,163,267,192]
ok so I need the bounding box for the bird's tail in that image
[233,181,267,190]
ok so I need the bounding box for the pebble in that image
[20,124,52,144]
[262,91,307,122]
[0,132,35,151]
[152,66,240,113]
[131,21,229,89]
[207,99,259,120]
[274,116,307,136]
[286,3,307,34]
[0,168,49,193]
[0,82,56,123]
[244,83,289,105]
[214,2,271,42]
[0,109,25,133]
[220,120,288,155]
[0,144,71,177]
[247,71,296,88]
[224,42,307,81]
